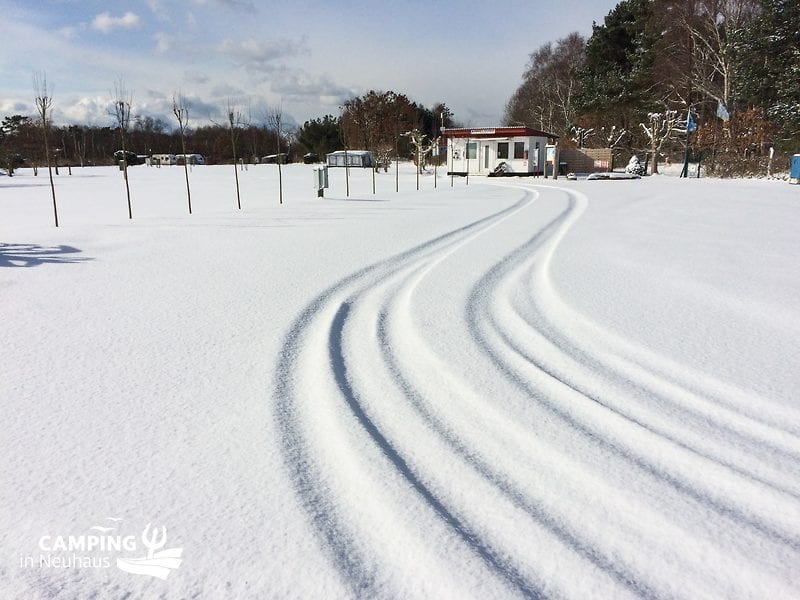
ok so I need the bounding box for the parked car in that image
[113,150,144,166]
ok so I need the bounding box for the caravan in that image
[152,154,177,166]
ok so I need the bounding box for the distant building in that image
[441,127,558,176]
[152,154,177,166]
[176,154,205,165]
[326,150,374,168]
[262,153,289,164]
[113,150,145,166]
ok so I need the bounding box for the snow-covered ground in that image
[2,163,799,599]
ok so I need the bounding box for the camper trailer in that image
[152,154,177,166]
[176,154,205,166]
[326,150,374,168]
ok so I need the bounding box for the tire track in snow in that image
[274,192,543,598]
[372,284,663,598]
[465,184,800,588]
[359,185,775,598]
[498,189,800,535]
[507,210,800,473]
[367,186,754,598]
[501,293,800,501]
[329,302,541,599]
[275,179,800,598]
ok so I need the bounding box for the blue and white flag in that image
[716,100,730,121]
[686,111,697,133]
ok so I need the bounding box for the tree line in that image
[297,92,455,173]
[0,113,294,173]
[505,0,799,176]
[1,88,457,176]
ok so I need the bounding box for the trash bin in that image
[790,154,800,184]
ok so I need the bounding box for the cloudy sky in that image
[0,0,620,129]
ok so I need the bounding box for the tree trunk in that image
[651,137,659,174]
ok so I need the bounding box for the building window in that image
[466,142,477,160]
[514,142,525,159]
[497,142,509,159]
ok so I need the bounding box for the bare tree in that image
[34,73,58,227]
[691,0,758,109]
[640,110,684,173]
[504,33,586,136]
[570,126,594,148]
[227,101,242,210]
[267,104,284,204]
[172,92,192,214]
[111,80,133,219]
[246,101,259,164]
[598,125,629,149]
[403,128,435,190]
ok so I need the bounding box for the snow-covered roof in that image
[326,150,372,156]
[441,126,558,139]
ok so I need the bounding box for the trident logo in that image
[116,522,183,580]
[142,523,166,559]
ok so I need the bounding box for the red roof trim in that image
[441,126,559,139]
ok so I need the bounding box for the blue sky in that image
[0,0,621,128]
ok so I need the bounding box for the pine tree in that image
[737,0,800,143]
[574,0,656,130]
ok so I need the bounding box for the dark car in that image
[113,150,144,166]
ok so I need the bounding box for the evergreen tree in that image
[339,91,418,161]
[574,0,656,129]
[1,115,37,175]
[737,0,800,143]
[297,115,342,159]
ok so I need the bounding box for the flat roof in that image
[441,126,558,139]
[326,150,372,155]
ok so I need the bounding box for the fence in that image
[559,148,613,173]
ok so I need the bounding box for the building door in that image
[484,145,490,170]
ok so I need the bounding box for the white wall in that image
[446,136,548,175]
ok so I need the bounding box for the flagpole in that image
[680,107,694,179]
[680,139,690,178]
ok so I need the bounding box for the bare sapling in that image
[34,73,58,227]
[111,80,134,218]
[173,93,192,214]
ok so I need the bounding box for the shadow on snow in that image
[0,243,91,268]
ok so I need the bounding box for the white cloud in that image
[154,32,172,54]
[270,72,357,107]
[91,12,142,34]
[219,37,308,73]
[58,26,79,39]
[0,100,34,116]
[57,96,111,125]
[184,71,210,85]
[146,0,170,22]
[209,83,245,98]
[146,89,168,100]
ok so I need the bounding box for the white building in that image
[152,154,177,166]
[326,150,374,168]
[442,126,558,176]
